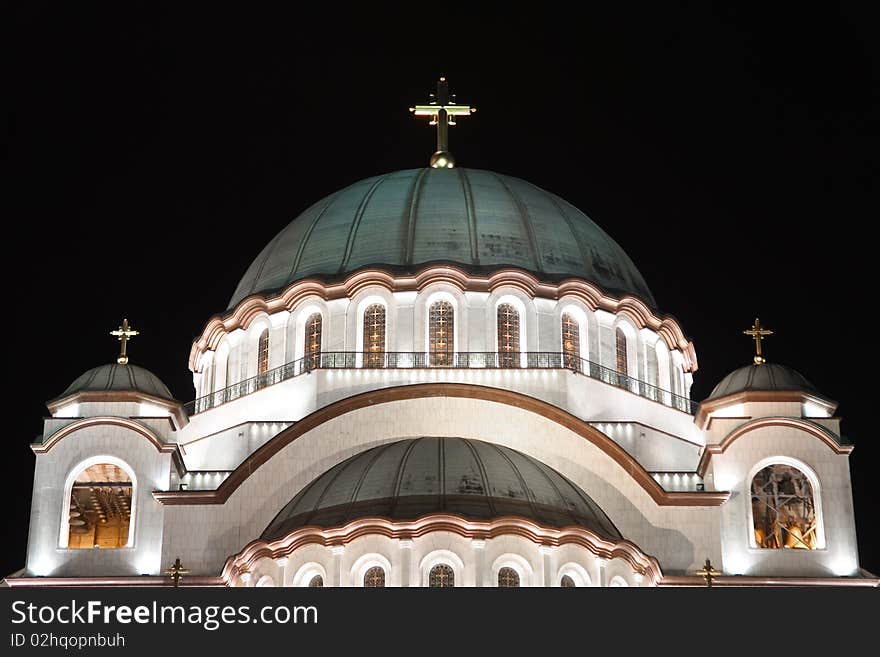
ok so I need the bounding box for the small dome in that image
[57,363,176,402]
[706,363,822,401]
[230,168,655,309]
[262,437,622,542]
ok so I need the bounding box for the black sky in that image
[5,4,878,576]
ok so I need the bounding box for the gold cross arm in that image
[409,77,475,168]
[743,317,773,365]
[110,318,139,365]
[165,557,190,587]
[695,558,721,587]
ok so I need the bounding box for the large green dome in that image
[230,168,655,309]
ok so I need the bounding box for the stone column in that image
[275,557,289,587]
[399,539,413,587]
[539,545,553,587]
[331,545,345,587]
[472,539,486,587]
[596,558,608,588]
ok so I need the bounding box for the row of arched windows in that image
[358,564,521,587]
[202,301,688,398]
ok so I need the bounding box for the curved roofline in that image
[153,383,728,507]
[188,265,697,373]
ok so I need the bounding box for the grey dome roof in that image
[58,363,176,402]
[262,437,622,542]
[230,168,655,309]
[706,363,821,401]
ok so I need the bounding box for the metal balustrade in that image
[185,351,697,416]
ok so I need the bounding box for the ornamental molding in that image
[188,266,697,372]
[32,416,178,455]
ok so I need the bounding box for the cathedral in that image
[8,80,876,588]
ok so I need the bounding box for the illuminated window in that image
[429,301,454,366]
[308,575,323,588]
[751,464,818,550]
[498,567,520,587]
[364,566,385,587]
[66,463,132,549]
[497,304,521,368]
[257,329,269,375]
[429,564,454,588]
[615,328,628,375]
[362,304,386,368]
[561,313,580,370]
[560,575,576,588]
[304,313,322,370]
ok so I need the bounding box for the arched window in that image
[363,304,386,368]
[304,313,322,371]
[66,463,132,549]
[561,313,580,371]
[308,575,323,588]
[429,564,454,588]
[428,301,454,366]
[615,327,628,376]
[497,303,521,368]
[363,566,385,587]
[751,463,818,549]
[560,575,576,588]
[257,329,269,375]
[498,567,520,587]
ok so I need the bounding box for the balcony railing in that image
[185,351,697,416]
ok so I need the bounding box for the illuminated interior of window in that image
[363,304,386,367]
[363,566,385,587]
[615,327,628,375]
[429,563,454,587]
[308,575,323,587]
[304,313,322,370]
[67,463,132,549]
[257,329,269,375]
[498,567,520,587]
[429,301,454,366]
[751,464,818,550]
[497,303,520,368]
[560,575,576,587]
[561,313,580,370]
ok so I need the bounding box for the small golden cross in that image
[410,77,475,169]
[165,557,190,587]
[695,558,721,587]
[110,318,139,365]
[743,317,773,365]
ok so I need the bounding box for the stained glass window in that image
[429,301,454,366]
[308,575,323,588]
[751,464,818,549]
[498,567,520,587]
[67,463,132,549]
[560,575,576,587]
[363,304,386,368]
[615,328,628,375]
[257,329,269,375]
[364,566,385,587]
[304,313,322,371]
[429,564,454,588]
[497,304,520,368]
[561,313,580,370]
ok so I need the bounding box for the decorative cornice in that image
[152,383,729,507]
[47,390,188,429]
[696,416,853,476]
[188,266,697,372]
[3,576,225,588]
[32,416,178,455]
[221,514,664,587]
[695,389,838,429]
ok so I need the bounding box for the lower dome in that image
[706,363,821,401]
[262,437,621,541]
[56,363,176,402]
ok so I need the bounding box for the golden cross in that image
[410,77,475,169]
[695,558,721,587]
[743,317,773,365]
[110,318,139,365]
[165,557,190,587]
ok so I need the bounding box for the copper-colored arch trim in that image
[221,514,664,587]
[152,383,730,507]
[695,389,838,429]
[33,416,177,455]
[189,266,697,372]
[696,416,853,476]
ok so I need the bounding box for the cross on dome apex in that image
[410,77,475,169]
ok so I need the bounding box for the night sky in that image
[6,4,877,577]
